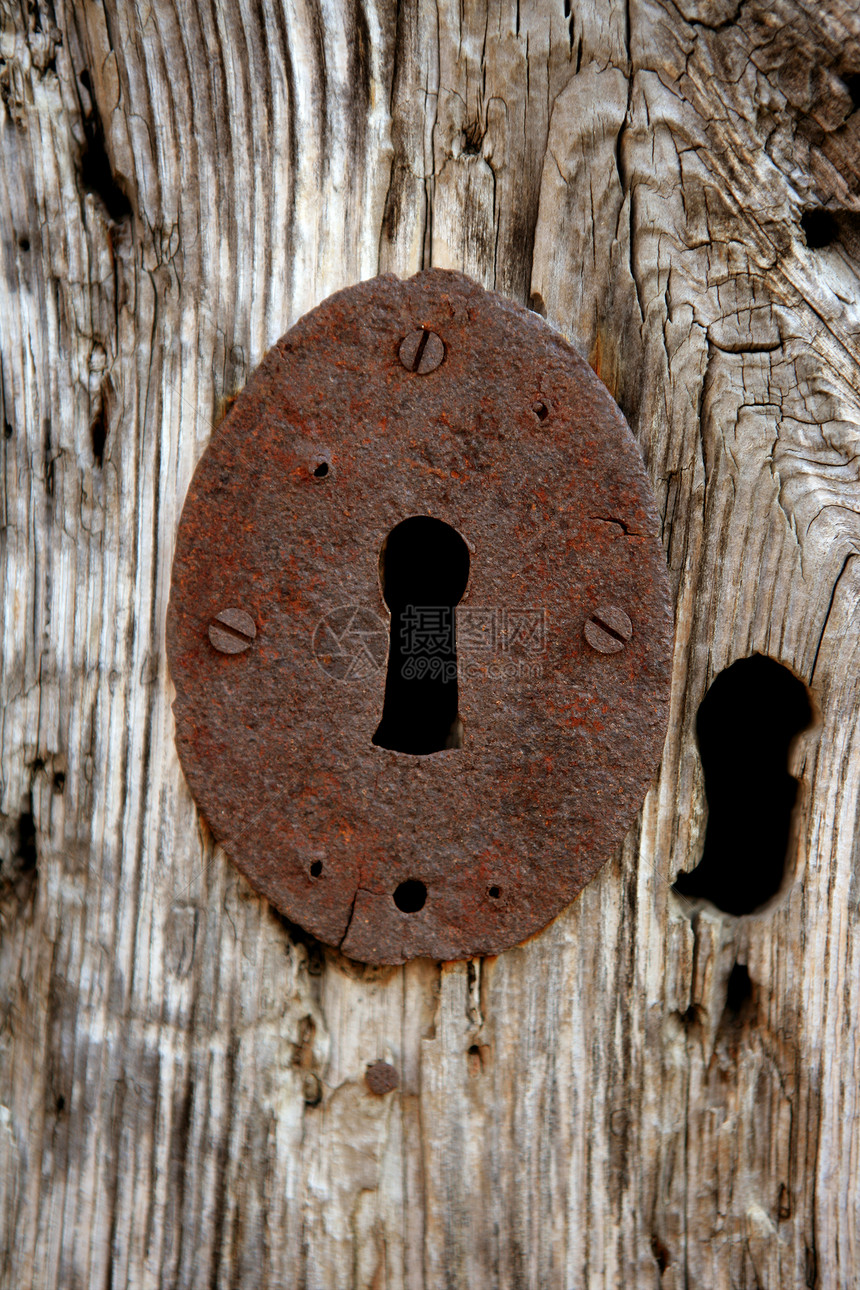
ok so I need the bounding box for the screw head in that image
[584,604,633,654]
[208,607,257,654]
[399,329,445,374]
[365,1060,399,1096]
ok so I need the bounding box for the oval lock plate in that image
[167,270,673,964]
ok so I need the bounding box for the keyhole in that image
[673,654,813,914]
[372,516,470,755]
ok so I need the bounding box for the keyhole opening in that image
[673,654,813,915]
[372,516,470,755]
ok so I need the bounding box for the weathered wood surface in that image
[1,0,859,1285]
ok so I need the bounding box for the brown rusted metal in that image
[208,606,257,654]
[398,327,445,374]
[365,1062,399,1096]
[166,270,673,964]
[584,604,633,654]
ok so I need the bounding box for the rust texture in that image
[166,270,673,964]
[365,1062,400,1096]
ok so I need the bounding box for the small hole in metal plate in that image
[310,860,323,877]
[313,461,329,478]
[488,885,501,899]
[532,400,550,422]
[393,879,426,912]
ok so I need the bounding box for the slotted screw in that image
[584,604,633,654]
[208,607,257,654]
[399,329,445,374]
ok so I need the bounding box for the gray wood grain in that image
[1,0,859,1285]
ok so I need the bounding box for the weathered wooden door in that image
[2,1,859,1286]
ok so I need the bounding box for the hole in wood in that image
[841,71,860,109]
[372,516,470,755]
[461,119,484,154]
[724,962,753,1015]
[466,1043,485,1075]
[393,879,426,913]
[801,208,839,248]
[90,400,108,467]
[650,1235,670,1274]
[16,809,37,874]
[673,654,813,915]
[78,69,132,222]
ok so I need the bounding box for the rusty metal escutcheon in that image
[167,270,673,964]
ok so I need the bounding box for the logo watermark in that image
[312,605,546,681]
[456,607,546,657]
[312,606,387,680]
